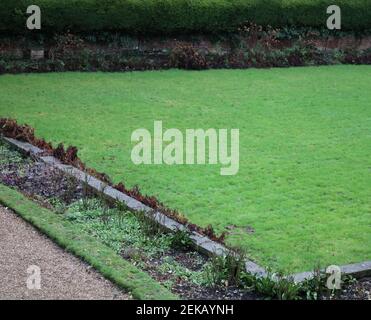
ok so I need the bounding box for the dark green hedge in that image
[1,0,370,34]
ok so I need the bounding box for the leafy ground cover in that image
[0,65,370,272]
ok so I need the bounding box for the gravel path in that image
[0,206,130,300]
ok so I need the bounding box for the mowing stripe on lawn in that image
[0,183,178,300]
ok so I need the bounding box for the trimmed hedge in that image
[1,0,370,34]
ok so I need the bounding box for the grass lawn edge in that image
[0,183,178,300]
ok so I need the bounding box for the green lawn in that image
[1,66,370,272]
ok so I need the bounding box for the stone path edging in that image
[2,136,370,283]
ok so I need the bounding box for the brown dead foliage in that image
[0,118,226,243]
[0,118,53,152]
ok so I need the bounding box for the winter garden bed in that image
[0,66,370,273]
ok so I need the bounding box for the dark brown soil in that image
[325,278,371,300]
[0,161,84,204]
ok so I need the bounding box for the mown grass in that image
[0,65,370,272]
[0,183,177,300]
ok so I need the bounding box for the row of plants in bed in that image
[1,28,371,73]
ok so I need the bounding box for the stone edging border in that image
[2,136,370,283]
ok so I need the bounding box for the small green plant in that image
[112,210,129,229]
[115,197,130,212]
[205,248,247,287]
[242,269,301,300]
[298,264,347,300]
[0,143,28,165]
[170,229,193,251]
[64,198,105,221]
[300,265,326,300]
[49,197,67,214]
[136,209,163,237]
[158,257,207,287]
[162,279,175,290]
